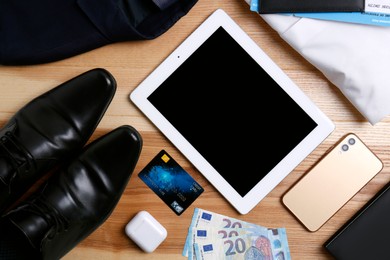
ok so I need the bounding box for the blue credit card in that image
[138,150,204,215]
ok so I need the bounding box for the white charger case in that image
[125,211,167,253]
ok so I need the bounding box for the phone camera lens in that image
[348,138,356,145]
[342,144,349,151]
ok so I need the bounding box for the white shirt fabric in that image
[245,0,390,125]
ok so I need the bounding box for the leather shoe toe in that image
[0,68,116,213]
[0,125,142,259]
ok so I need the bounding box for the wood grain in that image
[1,0,389,259]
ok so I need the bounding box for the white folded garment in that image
[245,0,390,125]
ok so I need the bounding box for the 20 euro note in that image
[194,228,291,260]
[183,208,264,257]
[186,226,270,259]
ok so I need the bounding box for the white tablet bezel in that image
[130,9,335,214]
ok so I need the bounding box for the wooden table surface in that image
[1,0,389,259]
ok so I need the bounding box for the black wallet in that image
[324,181,390,259]
[257,0,365,13]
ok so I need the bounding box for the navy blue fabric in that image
[0,0,198,65]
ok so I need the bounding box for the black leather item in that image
[257,0,364,13]
[0,0,198,65]
[0,68,116,214]
[324,181,390,259]
[0,125,142,260]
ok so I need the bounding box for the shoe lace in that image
[26,195,70,240]
[0,131,36,186]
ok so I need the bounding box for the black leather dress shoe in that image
[0,68,116,214]
[0,125,142,260]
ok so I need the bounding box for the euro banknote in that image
[182,208,291,259]
[183,208,264,257]
[193,228,291,260]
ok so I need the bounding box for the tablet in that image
[130,9,335,214]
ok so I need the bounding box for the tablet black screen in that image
[147,27,317,197]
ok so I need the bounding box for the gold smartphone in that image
[282,133,383,232]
